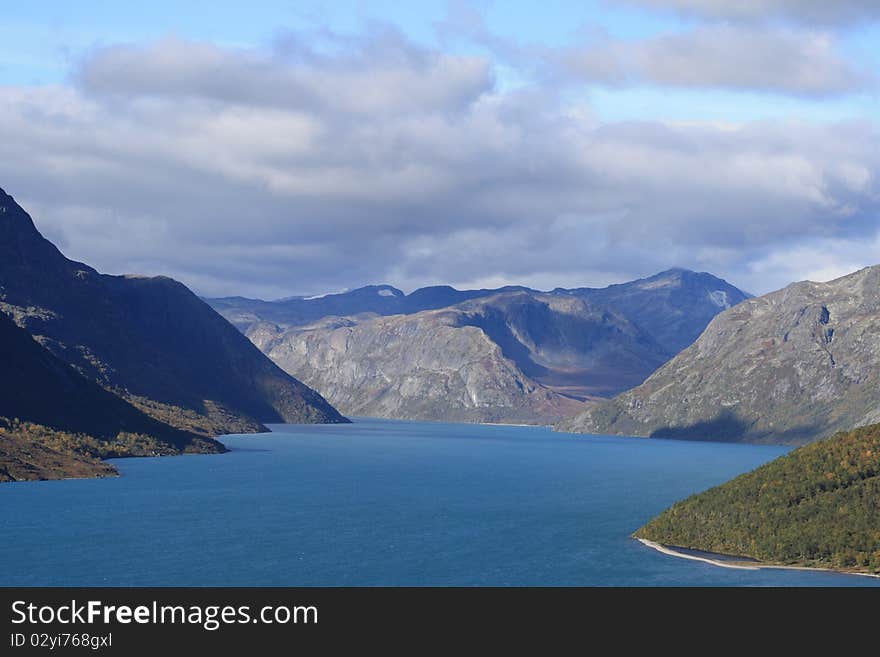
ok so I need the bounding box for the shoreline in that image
[477,422,546,428]
[637,538,880,579]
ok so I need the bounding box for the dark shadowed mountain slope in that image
[0,187,347,436]
[561,268,751,355]
[0,311,223,482]
[558,266,880,444]
[451,292,669,398]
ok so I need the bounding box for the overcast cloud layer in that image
[1,13,878,298]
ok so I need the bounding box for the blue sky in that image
[2,2,669,60]
[5,1,877,122]
[1,1,879,298]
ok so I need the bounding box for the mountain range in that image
[558,265,880,444]
[210,269,749,423]
[0,187,347,480]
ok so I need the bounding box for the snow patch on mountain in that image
[709,290,730,309]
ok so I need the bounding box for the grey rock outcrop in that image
[209,269,748,425]
[557,266,880,443]
[247,292,671,423]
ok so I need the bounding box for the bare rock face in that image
[247,292,672,424]
[557,266,880,444]
[210,269,748,426]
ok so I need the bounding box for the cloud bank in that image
[563,25,870,95]
[0,27,877,298]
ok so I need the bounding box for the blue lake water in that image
[2,418,878,586]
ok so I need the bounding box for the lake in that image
[2,419,877,586]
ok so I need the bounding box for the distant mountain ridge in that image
[212,269,748,424]
[209,271,749,352]
[0,186,348,442]
[558,265,880,444]
[209,283,534,331]
[556,268,749,355]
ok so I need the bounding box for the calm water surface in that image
[2,419,877,586]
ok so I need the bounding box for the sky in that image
[1,1,879,299]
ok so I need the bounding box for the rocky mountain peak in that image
[0,187,348,436]
[0,188,80,271]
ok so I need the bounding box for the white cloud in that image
[563,25,870,95]
[0,32,877,299]
[743,234,880,293]
[79,32,493,116]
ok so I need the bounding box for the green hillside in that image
[636,423,880,574]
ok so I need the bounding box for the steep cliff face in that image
[247,292,672,423]
[0,187,347,435]
[558,266,880,444]
[249,316,581,424]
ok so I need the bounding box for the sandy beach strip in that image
[637,538,761,570]
[637,538,880,579]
